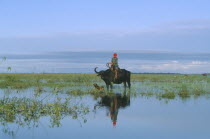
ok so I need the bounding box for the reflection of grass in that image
[0,95,89,136]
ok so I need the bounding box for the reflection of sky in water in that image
[1,94,210,139]
[1,52,210,73]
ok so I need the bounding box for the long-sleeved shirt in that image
[111,57,118,67]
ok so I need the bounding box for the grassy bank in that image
[0,73,99,89]
[0,73,209,99]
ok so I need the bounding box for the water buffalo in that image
[94,67,131,90]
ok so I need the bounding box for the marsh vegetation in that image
[0,73,209,98]
[0,73,210,137]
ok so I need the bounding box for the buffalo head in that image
[94,67,107,80]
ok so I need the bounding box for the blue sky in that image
[0,0,210,54]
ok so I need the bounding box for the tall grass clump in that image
[161,92,176,99]
[178,84,190,98]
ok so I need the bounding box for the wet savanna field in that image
[0,73,210,139]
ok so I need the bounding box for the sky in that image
[0,0,210,54]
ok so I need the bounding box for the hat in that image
[113,53,117,57]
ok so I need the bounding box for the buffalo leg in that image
[106,82,113,90]
[106,84,109,90]
[126,72,131,89]
[128,82,131,89]
[110,84,113,89]
[123,81,126,88]
[127,79,131,89]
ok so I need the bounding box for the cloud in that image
[0,19,210,54]
[1,51,210,74]
[123,60,210,74]
[191,61,210,65]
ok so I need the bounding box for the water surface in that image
[1,51,210,73]
[1,89,210,139]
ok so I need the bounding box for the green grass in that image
[161,92,176,99]
[0,73,209,99]
[0,73,99,89]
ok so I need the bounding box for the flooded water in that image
[1,51,210,74]
[1,89,210,139]
[1,51,210,138]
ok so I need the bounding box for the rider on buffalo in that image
[94,53,131,90]
[108,53,119,80]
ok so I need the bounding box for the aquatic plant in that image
[161,92,176,99]
[0,94,90,136]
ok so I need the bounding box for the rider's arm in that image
[111,57,116,65]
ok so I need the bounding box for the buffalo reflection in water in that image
[94,91,130,126]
